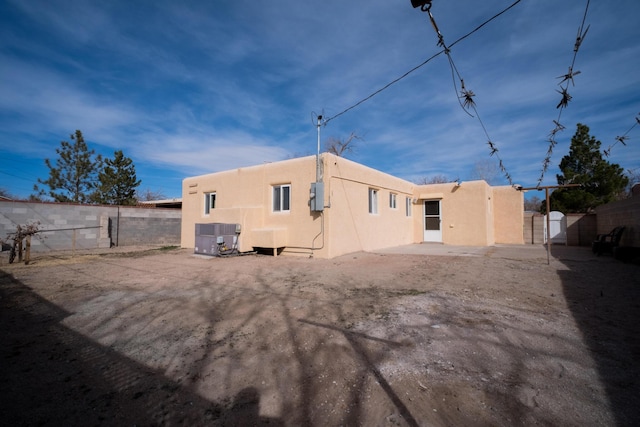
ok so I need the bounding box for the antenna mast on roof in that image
[316,114,323,182]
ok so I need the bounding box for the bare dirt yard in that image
[1,244,639,426]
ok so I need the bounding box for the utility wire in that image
[536,0,591,186]
[604,113,640,157]
[419,1,515,184]
[0,169,37,182]
[323,50,444,126]
[323,0,524,125]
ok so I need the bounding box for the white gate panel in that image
[543,211,567,244]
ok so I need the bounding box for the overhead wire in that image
[419,0,515,184]
[320,0,602,188]
[604,113,640,157]
[322,50,444,126]
[536,0,591,186]
[0,167,43,195]
[322,0,524,126]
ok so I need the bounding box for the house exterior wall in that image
[415,181,494,246]
[323,155,415,258]
[493,186,524,244]
[181,153,525,258]
[181,156,322,255]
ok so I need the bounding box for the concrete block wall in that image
[1,201,181,253]
[523,213,546,245]
[566,214,597,246]
[115,208,181,246]
[523,212,596,246]
[0,201,112,251]
[595,195,640,247]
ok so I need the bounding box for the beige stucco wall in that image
[492,185,525,244]
[323,155,416,258]
[414,180,494,246]
[181,156,323,255]
[181,153,525,258]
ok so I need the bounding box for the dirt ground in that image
[1,244,639,426]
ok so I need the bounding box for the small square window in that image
[368,188,378,214]
[273,184,291,212]
[204,192,216,215]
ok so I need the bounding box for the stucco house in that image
[181,153,524,258]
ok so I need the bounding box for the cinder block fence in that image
[0,201,181,252]
[523,189,639,248]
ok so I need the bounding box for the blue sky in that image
[1,0,639,201]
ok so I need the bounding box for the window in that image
[406,197,412,217]
[368,188,378,214]
[204,192,216,215]
[389,193,397,209]
[273,184,291,212]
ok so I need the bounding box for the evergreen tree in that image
[92,150,141,205]
[549,123,628,213]
[35,130,102,203]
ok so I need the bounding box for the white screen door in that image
[424,200,442,242]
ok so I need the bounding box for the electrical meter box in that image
[310,182,324,212]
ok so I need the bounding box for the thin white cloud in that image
[133,131,289,175]
[0,55,139,136]
[1,0,638,199]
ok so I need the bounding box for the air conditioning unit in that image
[194,223,240,256]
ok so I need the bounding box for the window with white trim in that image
[389,193,397,209]
[204,192,216,215]
[273,184,291,212]
[368,188,378,214]
[406,197,412,217]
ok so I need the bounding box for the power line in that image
[323,0,525,125]
[0,169,38,182]
[536,0,591,186]
[604,113,640,157]
[323,50,444,126]
[413,1,518,184]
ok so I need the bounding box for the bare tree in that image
[470,159,503,185]
[626,167,640,195]
[135,188,167,202]
[523,195,543,212]
[325,132,361,157]
[0,187,16,200]
[285,151,312,159]
[415,174,452,185]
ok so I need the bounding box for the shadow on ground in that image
[0,269,283,426]
[4,245,639,425]
[553,245,640,426]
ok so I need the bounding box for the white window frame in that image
[368,188,378,214]
[204,192,216,215]
[406,197,412,217]
[273,184,291,212]
[389,193,397,209]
